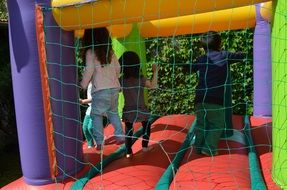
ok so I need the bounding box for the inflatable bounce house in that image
[3,0,286,189]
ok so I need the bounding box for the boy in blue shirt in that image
[182,31,246,156]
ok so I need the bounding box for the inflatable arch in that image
[3,0,286,189]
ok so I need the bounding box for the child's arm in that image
[79,98,92,104]
[145,64,158,89]
[227,52,248,64]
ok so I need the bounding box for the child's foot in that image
[126,153,133,158]
[201,149,218,157]
[142,146,153,152]
[87,144,95,149]
[115,137,125,145]
[126,149,133,158]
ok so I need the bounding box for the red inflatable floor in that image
[83,114,195,189]
[170,115,250,190]
[2,115,195,190]
[3,115,282,190]
[249,116,281,190]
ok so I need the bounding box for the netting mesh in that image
[36,1,283,189]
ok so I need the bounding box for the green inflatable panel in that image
[271,0,287,188]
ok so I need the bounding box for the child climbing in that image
[80,28,125,151]
[119,51,159,158]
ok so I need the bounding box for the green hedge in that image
[77,29,254,117]
[0,27,17,151]
[145,29,254,116]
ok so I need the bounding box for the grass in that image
[0,144,22,188]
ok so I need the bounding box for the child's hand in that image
[152,64,158,73]
[79,98,92,104]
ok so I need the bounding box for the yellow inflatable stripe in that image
[139,5,256,37]
[52,0,269,31]
[108,5,256,38]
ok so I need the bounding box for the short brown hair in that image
[201,31,221,51]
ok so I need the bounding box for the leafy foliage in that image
[145,29,254,116]
[75,30,254,116]
[0,24,17,150]
[221,30,254,115]
[0,0,8,20]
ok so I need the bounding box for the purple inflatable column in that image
[253,4,272,116]
[7,0,83,185]
[43,4,84,182]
